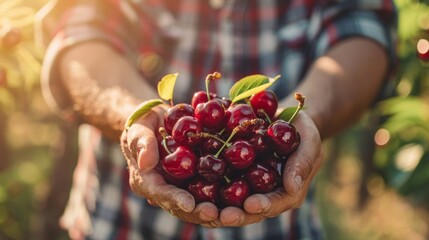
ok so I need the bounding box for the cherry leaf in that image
[125,99,163,130]
[229,75,280,103]
[276,107,298,122]
[157,73,178,101]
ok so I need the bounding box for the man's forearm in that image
[280,37,388,140]
[59,41,159,140]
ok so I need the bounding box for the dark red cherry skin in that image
[225,104,257,134]
[164,103,194,134]
[161,146,197,180]
[195,99,225,130]
[216,97,232,109]
[223,140,255,170]
[187,178,220,204]
[158,136,180,159]
[220,179,250,208]
[249,90,278,120]
[201,137,223,154]
[172,116,203,147]
[260,154,283,175]
[267,120,301,157]
[197,154,226,182]
[245,164,280,193]
[191,91,217,109]
[156,163,187,188]
[248,126,269,155]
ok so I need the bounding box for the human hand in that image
[216,111,323,226]
[120,105,222,227]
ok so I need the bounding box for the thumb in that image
[281,113,322,196]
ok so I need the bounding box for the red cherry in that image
[197,154,226,182]
[195,99,225,130]
[225,104,256,134]
[161,146,197,180]
[248,125,270,155]
[245,164,280,193]
[223,140,255,170]
[172,116,203,147]
[158,135,179,159]
[220,179,250,208]
[249,90,278,120]
[164,103,194,134]
[216,97,232,109]
[260,154,283,175]
[191,91,217,108]
[187,178,220,204]
[201,137,223,154]
[156,163,187,188]
[267,120,300,157]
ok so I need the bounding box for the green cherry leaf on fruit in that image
[125,99,163,130]
[157,73,178,103]
[229,74,280,103]
[277,107,298,122]
[277,93,306,123]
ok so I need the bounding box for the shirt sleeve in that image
[35,0,142,121]
[310,0,398,99]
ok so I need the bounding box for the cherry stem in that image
[214,130,236,158]
[205,72,222,101]
[258,109,272,124]
[287,92,305,123]
[224,175,231,184]
[169,99,174,107]
[158,127,172,155]
[214,118,265,158]
[188,132,230,147]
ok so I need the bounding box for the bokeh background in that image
[0,0,429,239]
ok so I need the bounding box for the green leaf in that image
[277,107,298,121]
[229,75,280,103]
[125,99,163,130]
[157,73,178,101]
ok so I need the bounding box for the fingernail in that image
[234,215,244,225]
[294,175,303,192]
[176,194,194,213]
[260,196,270,211]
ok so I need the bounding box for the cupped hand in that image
[217,111,323,226]
[120,105,222,227]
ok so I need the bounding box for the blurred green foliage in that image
[374,0,429,206]
[0,0,428,240]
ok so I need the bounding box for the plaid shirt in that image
[36,0,397,239]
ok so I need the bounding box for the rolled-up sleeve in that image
[35,0,141,121]
[310,0,398,98]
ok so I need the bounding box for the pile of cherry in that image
[151,72,305,209]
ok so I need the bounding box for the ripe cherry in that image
[267,120,300,157]
[161,146,197,180]
[220,179,250,208]
[245,164,280,193]
[164,103,194,134]
[248,125,269,155]
[191,91,217,108]
[195,99,225,130]
[172,116,203,147]
[158,135,179,159]
[249,90,278,120]
[201,137,223,154]
[223,140,255,170]
[197,154,226,182]
[187,178,220,204]
[225,104,256,135]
